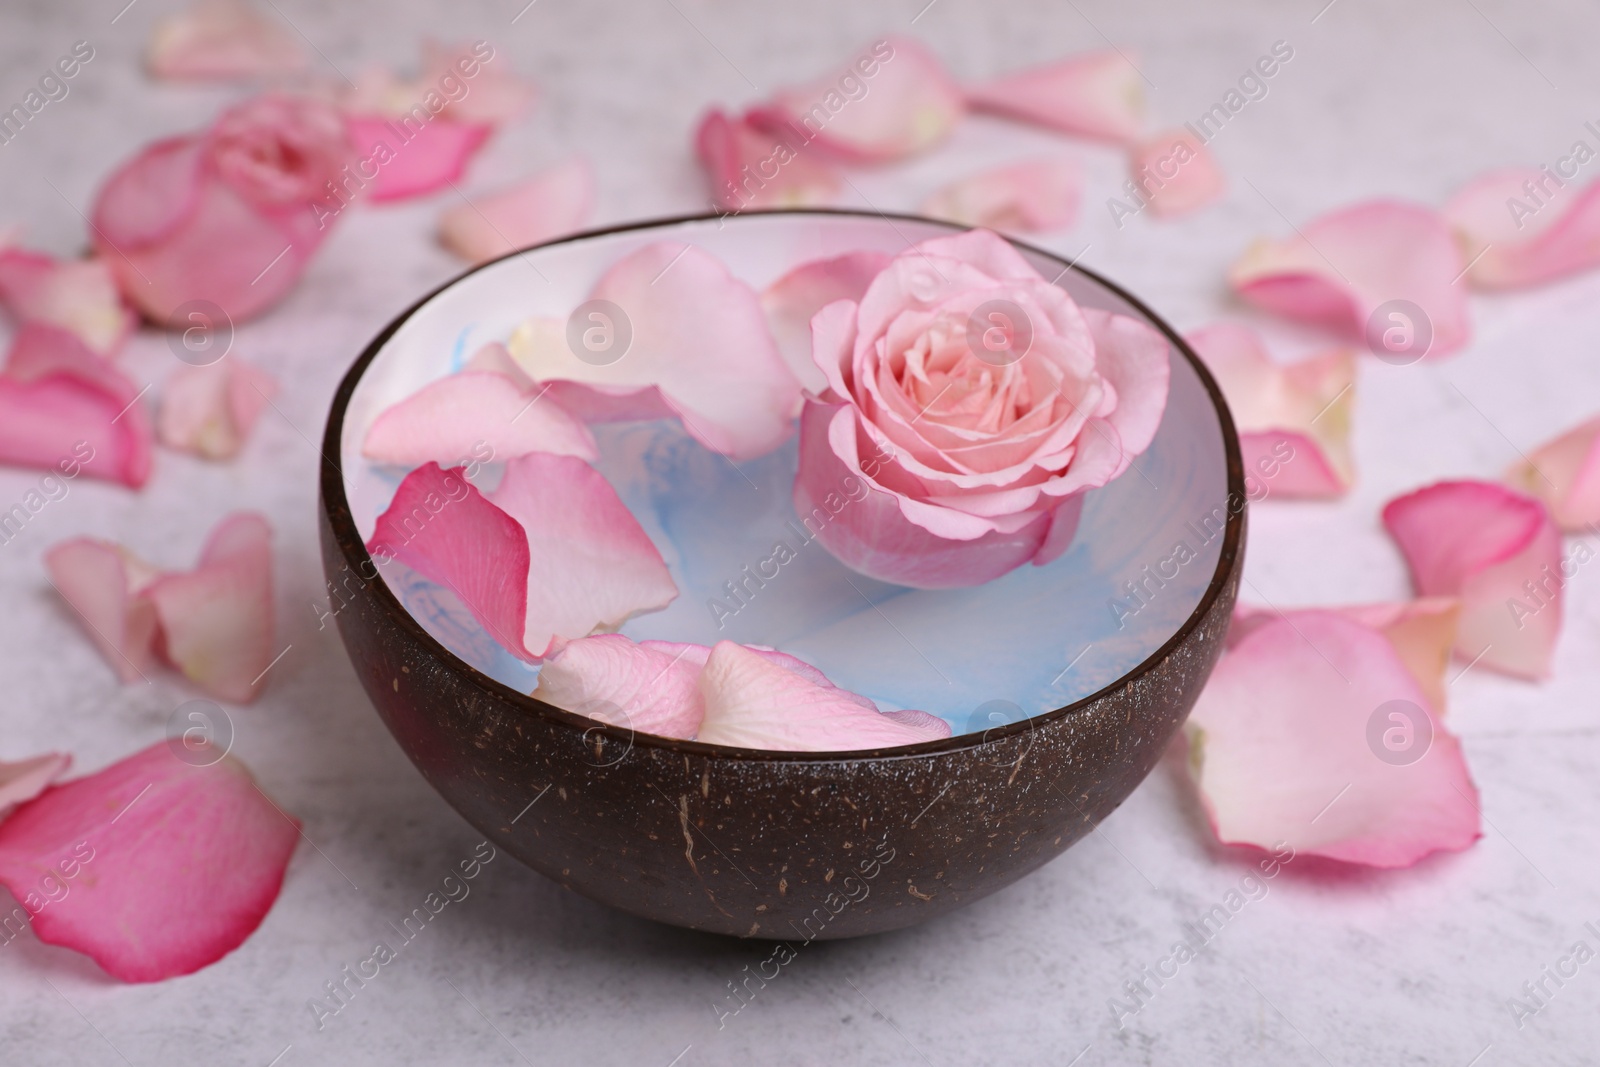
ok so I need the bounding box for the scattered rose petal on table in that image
[0,323,153,488]
[343,115,492,204]
[362,369,597,467]
[1186,323,1354,498]
[695,641,951,750]
[0,742,299,982]
[966,49,1145,143]
[1187,611,1481,868]
[1229,199,1471,359]
[751,37,964,162]
[0,753,71,816]
[920,158,1083,232]
[1444,168,1600,290]
[1383,480,1564,680]
[761,250,893,392]
[341,40,536,127]
[1505,414,1600,531]
[1128,127,1224,218]
[93,94,356,325]
[44,538,163,682]
[508,241,802,460]
[438,157,596,263]
[158,357,276,460]
[695,109,842,212]
[0,248,135,356]
[145,0,307,82]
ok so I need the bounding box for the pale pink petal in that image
[1383,481,1563,680]
[1186,323,1354,497]
[695,109,842,212]
[1187,612,1481,868]
[0,742,299,982]
[1229,200,1471,359]
[920,158,1082,232]
[44,539,162,683]
[695,641,951,751]
[761,251,893,393]
[1444,169,1600,290]
[438,158,595,264]
[418,40,537,126]
[1030,493,1084,567]
[361,371,597,467]
[158,358,277,460]
[1506,415,1600,531]
[533,634,704,739]
[1130,127,1223,218]
[508,242,802,460]
[0,324,154,487]
[488,453,677,657]
[368,463,532,657]
[345,115,492,204]
[146,512,275,703]
[966,50,1145,143]
[757,37,964,162]
[0,249,136,356]
[0,754,71,815]
[145,0,307,82]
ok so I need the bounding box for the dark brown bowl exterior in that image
[319,211,1246,941]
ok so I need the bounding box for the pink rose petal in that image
[0,249,135,356]
[0,753,72,815]
[419,40,537,126]
[361,370,598,468]
[145,0,307,82]
[1186,323,1354,498]
[1444,169,1600,290]
[966,49,1145,143]
[695,640,951,751]
[344,115,493,204]
[438,157,595,263]
[0,742,299,982]
[1506,415,1600,531]
[920,158,1083,232]
[0,323,153,488]
[1229,200,1471,359]
[1383,480,1563,680]
[1188,611,1481,868]
[508,242,802,460]
[756,37,964,162]
[1129,127,1224,218]
[761,251,893,393]
[534,633,706,739]
[158,357,277,460]
[146,512,276,703]
[44,538,163,683]
[695,109,842,212]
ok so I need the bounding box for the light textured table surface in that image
[3,0,1599,1064]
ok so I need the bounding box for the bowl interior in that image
[339,212,1230,737]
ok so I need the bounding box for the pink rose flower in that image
[794,229,1170,588]
[92,93,354,326]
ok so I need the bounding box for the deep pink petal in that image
[361,370,597,467]
[438,157,595,263]
[509,242,801,459]
[1444,169,1600,290]
[966,50,1145,143]
[145,0,307,82]
[757,38,963,163]
[487,453,677,657]
[761,251,892,393]
[0,742,299,982]
[1506,415,1600,531]
[1187,323,1354,498]
[1383,481,1563,680]
[146,512,276,703]
[0,249,136,356]
[920,158,1083,232]
[0,324,153,487]
[1187,612,1481,868]
[694,109,842,211]
[695,641,951,751]
[1229,200,1471,358]
[1129,128,1223,217]
[0,754,71,814]
[44,538,162,683]
[533,634,704,739]
[344,115,492,204]
[158,357,277,460]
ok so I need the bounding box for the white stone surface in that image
[1,0,1598,1064]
